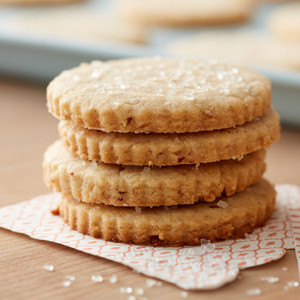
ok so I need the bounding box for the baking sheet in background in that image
[0,0,299,127]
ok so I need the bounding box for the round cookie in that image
[43,140,266,207]
[47,57,271,133]
[268,3,300,43]
[167,31,300,71]
[58,108,280,166]
[116,0,254,26]
[58,179,276,246]
[8,8,147,44]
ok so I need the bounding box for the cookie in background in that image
[6,7,148,44]
[116,0,256,27]
[268,2,300,43]
[166,31,300,72]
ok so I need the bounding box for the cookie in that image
[47,57,271,133]
[7,8,147,44]
[58,107,280,166]
[167,31,300,71]
[43,140,266,207]
[58,179,276,246]
[268,3,300,43]
[116,0,254,26]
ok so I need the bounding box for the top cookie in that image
[117,0,254,26]
[47,57,271,133]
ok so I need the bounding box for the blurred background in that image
[0,0,300,126]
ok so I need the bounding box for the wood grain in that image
[0,78,300,300]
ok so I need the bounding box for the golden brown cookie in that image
[116,0,254,26]
[43,140,266,207]
[268,3,300,43]
[47,57,271,133]
[7,8,147,44]
[58,107,280,166]
[58,179,276,246]
[167,31,300,71]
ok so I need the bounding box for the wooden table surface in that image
[1,78,300,300]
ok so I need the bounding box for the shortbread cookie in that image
[59,108,280,166]
[167,31,300,71]
[117,0,254,26]
[58,179,276,246]
[47,58,271,133]
[43,140,266,207]
[8,8,147,44]
[268,3,300,43]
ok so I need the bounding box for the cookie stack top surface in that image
[47,57,271,133]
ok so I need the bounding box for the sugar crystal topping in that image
[43,264,54,271]
[109,274,118,283]
[135,288,144,295]
[181,291,188,298]
[66,275,75,281]
[217,200,228,209]
[146,278,162,287]
[91,275,104,283]
[71,58,255,103]
[287,281,299,288]
[260,276,279,283]
[246,288,262,296]
[62,280,72,287]
[91,161,98,169]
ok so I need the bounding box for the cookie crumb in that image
[51,207,59,215]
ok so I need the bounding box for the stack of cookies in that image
[43,57,280,246]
